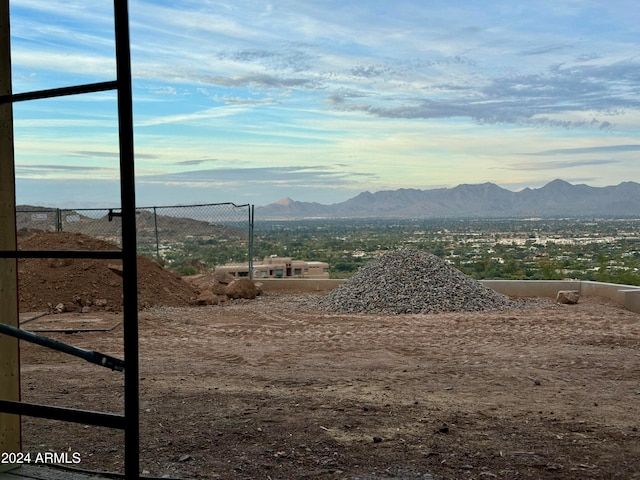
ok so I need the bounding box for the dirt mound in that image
[17,231,199,312]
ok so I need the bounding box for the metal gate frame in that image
[0,1,140,478]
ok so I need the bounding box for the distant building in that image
[215,256,330,279]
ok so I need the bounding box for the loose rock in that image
[225,278,258,300]
[314,249,515,314]
[556,290,580,304]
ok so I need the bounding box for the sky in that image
[7,0,640,208]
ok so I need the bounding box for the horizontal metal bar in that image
[0,400,125,429]
[0,323,125,371]
[0,250,123,259]
[0,80,118,104]
[138,201,252,209]
[108,208,122,221]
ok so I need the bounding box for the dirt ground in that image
[17,293,640,480]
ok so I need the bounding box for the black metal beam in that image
[113,0,140,478]
[0,400,125,429]
[0,80,117,104]
[0,323,125,371]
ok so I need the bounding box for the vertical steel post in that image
[0,0,21,467]
[153,206,160,261]
[113,1,139,478]
[248,205,254,279]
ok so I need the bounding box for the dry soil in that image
[18,293,640,480]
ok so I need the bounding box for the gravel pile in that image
[314,249,515,314]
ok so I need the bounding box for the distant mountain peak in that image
[541,179,573,189]
[275,197,295,206]
[256,180,640,219]
[548,178,570,184]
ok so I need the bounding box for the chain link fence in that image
[17,203,254,277]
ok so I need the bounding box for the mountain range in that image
[256,179,640,219]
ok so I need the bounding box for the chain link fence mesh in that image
[17,203,254,276]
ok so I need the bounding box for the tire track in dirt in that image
[147,299,640,373]
[21,293,640,479]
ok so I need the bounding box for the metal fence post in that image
[153,206,160,261]
[249,204,254,279]
[56,208,62,232]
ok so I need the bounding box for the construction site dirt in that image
[17,293,640,480]
[11,231,640,479]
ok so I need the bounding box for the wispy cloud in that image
[327,57,640,127]
[18,164,106,171]
[139,166,376,187]
[173,158,221,166]
[526,144,640,156]
[135,106,247,127]
[506,159,619,171]
[70,150,160,159]
[215,96,277,106]
[9,0,640,205]
[16,164,118,179]
[520,43,572,56]
[70,150,119,158]
[197,74,317,89]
